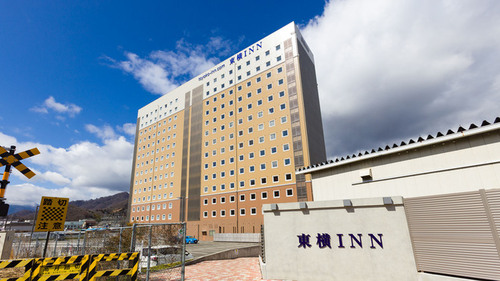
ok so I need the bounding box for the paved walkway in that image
[147,257,280,281]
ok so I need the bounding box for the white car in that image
[139,245,193,268]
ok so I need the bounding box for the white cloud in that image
[118,123,136,136]
[31,96,82,117]
[107,37,234,95]
[301,0,500,158]
[85,124,118,140]
[0,127,133,206]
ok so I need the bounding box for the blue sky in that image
[1,0,500,207]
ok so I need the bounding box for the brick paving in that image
[147,257,281,281]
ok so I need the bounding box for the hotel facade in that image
[128,22,326,239]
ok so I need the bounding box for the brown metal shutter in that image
[405,189,500,280]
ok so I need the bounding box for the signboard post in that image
[34,196,69,257]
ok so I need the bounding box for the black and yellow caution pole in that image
[0,145,15,216]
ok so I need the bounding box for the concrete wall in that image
[262,197,418,281]
[311,129,500,201]
[0,231,14,260]
[214,233,260,242]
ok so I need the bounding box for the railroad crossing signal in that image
[35,196,69,232]
[0,145,40,216]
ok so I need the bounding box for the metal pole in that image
[42,231,50,258]
[53,234,58,256]
[130,224,137,252]
[82,231,87,255]
[118,227,123,253]
[28,205,39,252]
[181,222,186,281]
[146,225,152,281]
[77,230,81,253]
[34,239,39,258]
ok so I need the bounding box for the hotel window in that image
[277,67,283,73]
[240,208,246,216]
[257,99,263,106]
[280,103,286,110]
[256,77,261,82]
[246,61,250,66]
[221,184,226,190]
[270,133,276,140]
[230,182,235,189]
[221,210,226,217]
[274,190,280,198]
[256,56,260,61]
[271,147,277,154]
[249,166,255,172]
[272,161,278,168]
[278,79,284,85]
[286,173,292,181]
[251,208,257,215]
[284,158,291,166]
[212,198,217,204]
[256,66,261,71]
[248,139,254,146]
[239,168,244,175]
[240,194,245,201]
[238,76,242,81]
[260,164,266,170]
[276,45,281,51]
[265,50,270,56]
[282,130,289,137]
[237,85,242,91]
[237,65,242,70]
[266,61,271,67]
[204,212,209,218]
[250,179,255,186]
[260,150,265,156]
[248,115,253,121]
[268,107,274,114]
[239,181,245,188]
[261,192,268,199]
[257,88,262,94]
[247,71,251,76]
[268,95,273,101]
[221,197,226,203]
[277,56,282,62]
[267,72,271,78]
[212,211,216,217]
[258,124,264,131]
[212,185,217,191]
[247,92,252,98]
[249,152,255,159]
[273,175,279,183]
[258,111,263,118]
[230,195,235,202]
[230,209,235,216]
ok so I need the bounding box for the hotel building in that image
[128,22,326,239]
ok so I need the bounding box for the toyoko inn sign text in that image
[297,233,384,249]
[229,41,262,64]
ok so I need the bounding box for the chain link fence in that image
[8,223,186,281]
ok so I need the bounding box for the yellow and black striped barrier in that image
[87,252,139,281]
[0,252,138,281]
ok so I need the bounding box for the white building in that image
[297,117,500,201]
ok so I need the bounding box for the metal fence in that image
[7,223,186,281]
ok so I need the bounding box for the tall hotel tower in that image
[129,22,326,239]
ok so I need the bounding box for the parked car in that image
[186,236,198,244]
[140,245,193,268]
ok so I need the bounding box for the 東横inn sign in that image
[297,233,384,249]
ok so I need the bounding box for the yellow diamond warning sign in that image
[35,196,69,232]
